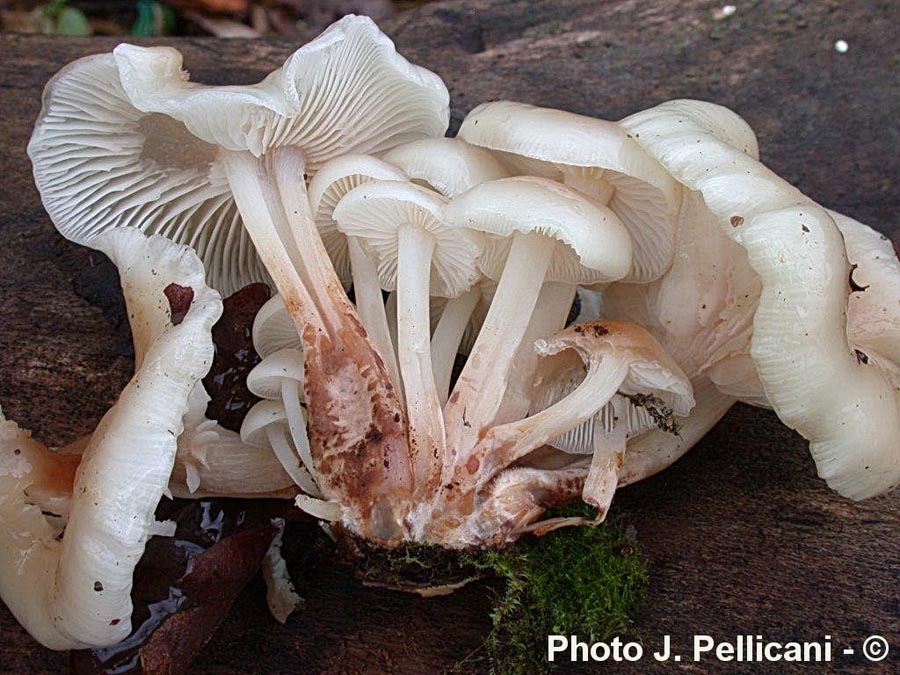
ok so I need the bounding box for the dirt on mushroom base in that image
[329,504,648,674]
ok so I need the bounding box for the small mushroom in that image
[308,154,408,391]
[458,101,680,281]
[333,180,482,495]
[241,399,319,498]
[246,348,312,475]
[442,176,632,456]
[468,322,692,491]
[529,323,693,520]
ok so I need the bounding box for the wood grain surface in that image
[1,1,898,673]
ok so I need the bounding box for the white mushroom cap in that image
[741,205,900,499]
[246,348,305,400]
[112,16,448,159]
[834,210,900,367]
[380,137,510,197]
[534,322,695,425]
[308,154,409,283]
[620,99,802,240]
[445,176,632,285]
[28,15,449,295]
[252,294,301,358]
[0,228,221,649]
[333,180,483,297]
[241,399,293,447]
[458,101,679,281]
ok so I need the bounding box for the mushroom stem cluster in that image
[6,14,899,651]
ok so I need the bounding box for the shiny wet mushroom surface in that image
[2,3,899,674]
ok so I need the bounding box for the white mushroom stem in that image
[583,419,627,522]
[495,281,577,424]
[475,353,629,487]
[265,425,320,498]
[347,236,403,395]
[280,379,314,479]
[221,149,325,332]
[447,232,553,448]
[396,224,445,487]
[431,286,480,405]
[385,291,399,358]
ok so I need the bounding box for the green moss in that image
[461,505,649,674]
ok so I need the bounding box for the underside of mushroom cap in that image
[28,54,260,296]
[446,176,632,284]
[458,101,680,281]
[29,16,449,297]
[534,322,695,418]
[308,154,409,283]
[113,15,449,163]
[741,205,900,499]
[333,179,483,297]
[602,189,764,405]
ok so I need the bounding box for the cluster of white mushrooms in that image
[2,15,898,650]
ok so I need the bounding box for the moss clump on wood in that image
[461,505,649,674]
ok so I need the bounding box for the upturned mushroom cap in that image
[28,15,449,294]
[741,205,900,500]
[332,180,483,297]
[534,322,695,422]
[380,137,510,197]
[308,154,409,283]
[458,101,679,281]
[445,176,632,285]
[252,294,301,359]
[246,348,305,400]
[0,228,221,649]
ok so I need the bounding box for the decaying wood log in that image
[1,1,897,672]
